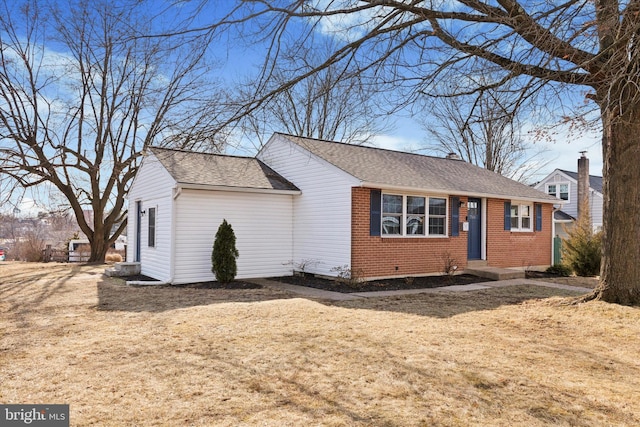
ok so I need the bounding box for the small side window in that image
[148,207,156,247]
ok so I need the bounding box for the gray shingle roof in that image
[558,169,603,194]
[278,134,556,202]
[149,147,299,192]
[554,210,575,221]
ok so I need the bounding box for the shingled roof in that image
[277,134,556,202]
[148,147,299,192]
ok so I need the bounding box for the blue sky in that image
[5,0,605,217]
[210,1,604,181]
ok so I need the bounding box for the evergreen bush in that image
[211,219,239,283]
[562,206,602,277]
[545,263,572,277]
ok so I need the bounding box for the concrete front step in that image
[464,266,525,280]
[466,260,488,268]
[104,262,141,277]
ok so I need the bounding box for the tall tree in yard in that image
[212,219,239,284]
[0,0,226,261]
[236,41,389,147]
[205,0,640,305]
[422,88,549,183]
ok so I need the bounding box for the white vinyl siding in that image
[534,170,603,230]
[126,153,175,281]
[257,134,360,277]
[172,189,294,284]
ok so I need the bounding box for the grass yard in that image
[1,262,639,426]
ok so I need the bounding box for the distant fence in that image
[41,244,125,263]
[42,245,70,263]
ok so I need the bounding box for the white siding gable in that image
[535,169,603,229]
[257,134,361,277]
[126,153,176,281]
[535,170,575,215]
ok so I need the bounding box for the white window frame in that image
[546,182,570,201]
[510,202,533,232]
[148,206,157,247]
[382,193,447,237]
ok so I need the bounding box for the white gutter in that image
[177,183,301,195]
[168,186,179,285]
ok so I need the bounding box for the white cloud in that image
[11,197,46,218]
[370,133,421,152]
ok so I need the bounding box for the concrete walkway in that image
[247,278,593,301]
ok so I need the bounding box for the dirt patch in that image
[525,271,599,289]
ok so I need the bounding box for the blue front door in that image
[467,198,482,260]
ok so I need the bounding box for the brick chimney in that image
[577,151,589,219]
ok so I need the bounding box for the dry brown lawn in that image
[1,262,638,426]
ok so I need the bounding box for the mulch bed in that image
[269,273,496,294]
[120,271,570,293]
[120,274,262,290]
[524,271,568,279]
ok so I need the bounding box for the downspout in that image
[552,208,556,266]
[169,186,182,284]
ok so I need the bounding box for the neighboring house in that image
[534,153,603,238]
[128,133,558,283]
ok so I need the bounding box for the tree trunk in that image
[591,105,640,305]
[88,221,109,263]
[88,240,110,263]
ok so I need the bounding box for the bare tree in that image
[201,0,640,304]
[421,89,550,183]
[0,0,226,261]
[237,41,388,147]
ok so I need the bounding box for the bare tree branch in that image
[0,0,227,261]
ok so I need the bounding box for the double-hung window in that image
[382,194,403,235]
[382,193,447,237]
[510,203,532,231]
[406,196,425,235]
[428,198,447,235]
[546,183,569,201]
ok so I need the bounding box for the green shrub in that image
[562,207,602,277]
[211,219,239,283]
[545,264,572,277]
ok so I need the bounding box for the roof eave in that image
[358,181,559,204]
[177,182,301,195]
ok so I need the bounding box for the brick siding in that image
[485,199,552,269]
[351,187,552,279]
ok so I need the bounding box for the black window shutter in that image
[370,189,382,236]
[451,197,460,237]
[535,203,543,231]
[504,201,511,231]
